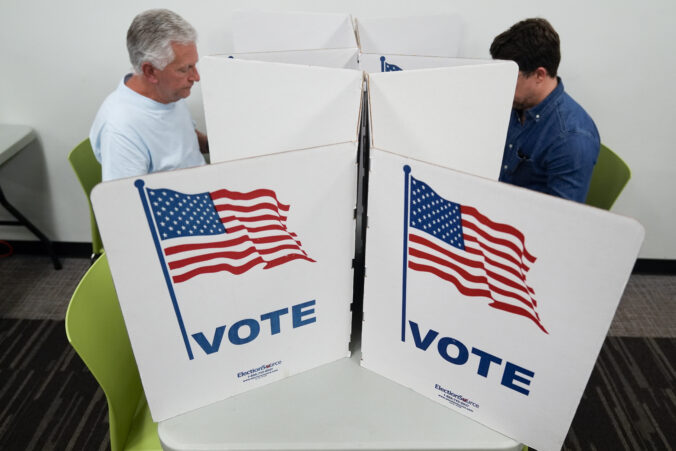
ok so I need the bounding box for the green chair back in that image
[68,138,104,255]
[65,254,161,451]
[585,144,631,210]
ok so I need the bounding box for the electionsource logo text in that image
[435,383,480,412]
[238,361,282,382]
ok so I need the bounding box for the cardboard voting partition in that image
[91,146,357,421]
[232,10,357,53]
[361,149,644,450]
[356,14,464,57]
[201,56,363,163]
[365,59,516,179]
[359,54,501,72]
[204,59,514,180]
[228,48,360,70]
[222,10,515,179]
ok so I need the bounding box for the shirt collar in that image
[523,77,564,123]
[120,73,175,110]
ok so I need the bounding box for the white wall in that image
[1,0,674,259]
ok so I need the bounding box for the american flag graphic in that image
[380,56,403,72]
[146,187,315,283]
[407,176,547,333]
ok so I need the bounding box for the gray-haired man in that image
[90,9,208,181]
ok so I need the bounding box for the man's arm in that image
[196,129,209,154]
[544,133,600,202]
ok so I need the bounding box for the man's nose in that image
[189,67,200,82]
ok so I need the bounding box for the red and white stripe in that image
[408,205,547,334]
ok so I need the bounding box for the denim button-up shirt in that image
[499,78,600,203]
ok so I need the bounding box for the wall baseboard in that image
[2,240,92,258]
[3,240,676,275]
[632,259,676,275]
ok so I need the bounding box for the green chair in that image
[585,144,631,210]
[65,253,161,451]
[68,138,104,257]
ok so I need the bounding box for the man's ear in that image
[141,62,159,84]
[534,67,549,82]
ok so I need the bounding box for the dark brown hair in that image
[490,18,561,77]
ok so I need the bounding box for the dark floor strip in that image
[0,319,109,451]
[562,336,676,451]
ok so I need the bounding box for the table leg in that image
[0,185,62,269]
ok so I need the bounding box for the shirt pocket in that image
[504,148,532,176]
[508,149,542,187]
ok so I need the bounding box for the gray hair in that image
[127,9,197,73]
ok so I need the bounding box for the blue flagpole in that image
[134,180,194,360]
[380,56,385,72]
[401,165,411,342]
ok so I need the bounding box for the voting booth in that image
[360,150,644,450]
[91,10,644,450]
[91,146,358,421]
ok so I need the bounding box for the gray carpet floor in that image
[0,254,674,450]
[2,255,673,336]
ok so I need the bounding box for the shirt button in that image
[509,144,513,148]
[536,114,540,119]
[504,165,508,170]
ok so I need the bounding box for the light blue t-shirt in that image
[90,74,206,181]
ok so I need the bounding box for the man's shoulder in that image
[554,89,598,138]
[547,90,600,163]
[96,82,155,130]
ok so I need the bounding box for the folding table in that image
[158,337,522,451]
[0,124,61,269]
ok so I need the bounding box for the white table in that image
[159,339,521,451]
[0,124,37,166]
[0,124,61,269]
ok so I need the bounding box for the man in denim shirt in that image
[490,18,600,203]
